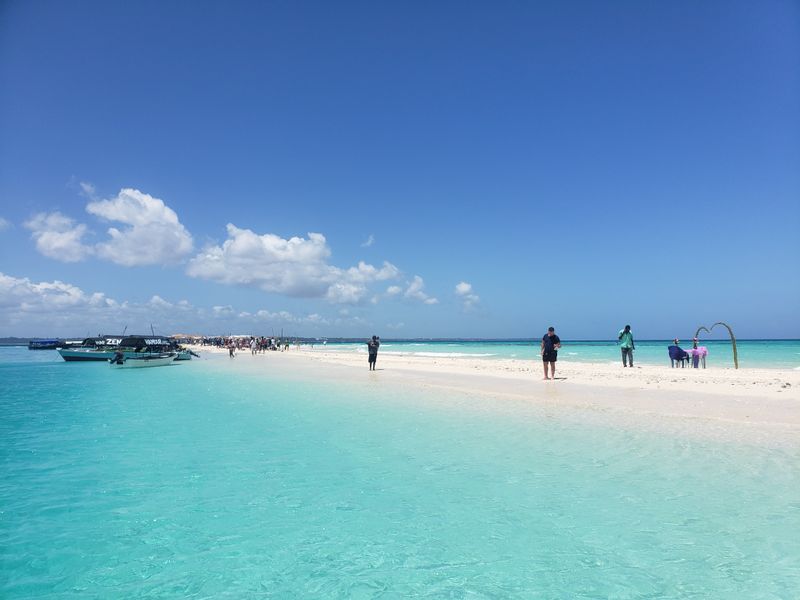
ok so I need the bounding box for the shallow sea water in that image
[1,348,799,598]
[320,339,800,370]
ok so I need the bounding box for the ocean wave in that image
[382,351,498,358]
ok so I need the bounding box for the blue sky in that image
[1,1,798,339]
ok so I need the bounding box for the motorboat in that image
[109,351,177,368]
[58,335,123,361]
[115,335,174,355]
[115,335,197,360]
[28,339,62,350]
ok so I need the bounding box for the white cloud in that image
[147,295,194,313]
[455,281,472,295]
[0,217,11,231]
[79,182,97,199]
[0,272,113,311]
[334,314,367,327]
[404,275,439,305]
[256,309,296,322]
[24,212,93,262]
[386,322,405,330]
[213,305,235,317]
[25,187,193,267]
[386,285,403,296]
[148,295,172,309]
[343,261,400,283]
[187,224,400,304]
[325,282,365,304]
[361,234,375,248]
[0,272,117,335]
[0,271,339,336]
[455,281,480,310]
[250,308,328,325]
[87,188,194,266]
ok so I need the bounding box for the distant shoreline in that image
[4,337,799,344]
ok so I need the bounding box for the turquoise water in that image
[318,339,800,369]
[2,347,799,598]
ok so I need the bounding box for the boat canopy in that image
[28,339,62,349]
[118,335,174,350]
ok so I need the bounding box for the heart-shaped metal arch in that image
[694,321,738,369]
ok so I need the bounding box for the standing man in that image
[367,335,380,371]
[540,327,561,380]
[618,324,635,367]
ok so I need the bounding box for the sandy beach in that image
[190,345,800,447]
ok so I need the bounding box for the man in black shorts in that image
[367,335,380,371]
[540,326,561,380]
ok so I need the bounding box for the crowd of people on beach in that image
[200,336,296,357]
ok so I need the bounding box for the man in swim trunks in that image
[540,326,561,380]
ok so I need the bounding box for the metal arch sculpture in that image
[694,321,738,369]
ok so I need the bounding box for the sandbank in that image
[188,345,800,448]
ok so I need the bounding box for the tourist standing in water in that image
[540,327,561,380]
[367,335,380,371]
[618,324,635,367]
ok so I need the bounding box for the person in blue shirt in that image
[618,325,635,367]
[540,327,561,380]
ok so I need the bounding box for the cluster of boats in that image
[55,335,198,368]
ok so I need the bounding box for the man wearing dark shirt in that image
[367,335,380,371]
[540,326,561,380]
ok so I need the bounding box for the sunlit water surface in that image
[1,348,798,598]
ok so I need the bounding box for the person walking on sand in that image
[540,327,561,380]
[367,335,380,371]
[618,324,635,367]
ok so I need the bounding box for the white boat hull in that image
[109,353,177,368]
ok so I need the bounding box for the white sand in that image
[188,345,800,447]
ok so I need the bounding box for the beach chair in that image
[668,345,689,368]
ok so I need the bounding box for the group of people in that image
[361,328,568,378]
[668,337,708,368]
[353,327,705,375]
[537,325,708,379]
[362,327,632,378]
[200,336,295,357]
